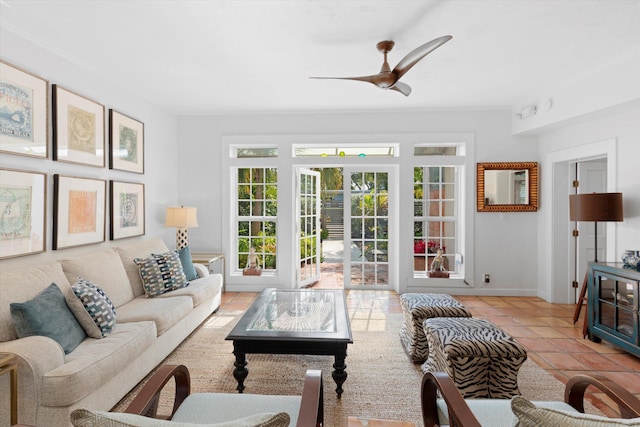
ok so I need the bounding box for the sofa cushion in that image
[178,246,198,281]
[66,278,117,338]
[61,249,134,308]
[511,396,640,427]
[115,238,170,297]
[71,409,290,427]
[10,283,87,354]
[0,262,72,342]
[42,321,156,406]
[116,295,193,336]
[134,251,189,297]
[156,275,222,307]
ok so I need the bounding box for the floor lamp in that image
[569,192,623,335]
[165,206,199,249]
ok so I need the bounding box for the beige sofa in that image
[0,238,223,427]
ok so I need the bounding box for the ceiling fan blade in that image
[390,81,412,96]
[392,35,452,81]
[310,74,380,84]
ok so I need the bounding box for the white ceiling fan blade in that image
[389,81,412,96]
[392,35,452,81]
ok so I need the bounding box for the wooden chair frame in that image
[125,364,323,427]
[421,372,640,427]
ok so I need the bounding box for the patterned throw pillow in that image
[71,409,290,427]
[134,251,189,297]
[70,278,117,338]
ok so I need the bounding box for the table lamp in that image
[165,206,198,249]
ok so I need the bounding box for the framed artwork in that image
[53,174,106,249]
[0,60,49,158]
[0,168,46,259]
[109,109,144,173]
[110,180,145,240]
[52,85,105,167]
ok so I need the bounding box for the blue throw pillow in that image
[178,246,198,281]
[10,283,86,354]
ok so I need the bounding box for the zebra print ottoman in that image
[399,293,472,363]
[421,317,527,399]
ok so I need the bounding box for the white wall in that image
[536,104,640,302]
[178,110,542,295]
[0,29,180,271]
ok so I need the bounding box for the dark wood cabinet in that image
[587,262,640,357]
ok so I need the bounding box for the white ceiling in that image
[1,0,639,115]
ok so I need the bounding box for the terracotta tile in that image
[513,316,552,326]
[603,353,640,370]
[571,353,626,371]
[597,371,640,393]
[543,338,595,353]
[536,352,587,370]
[498,325,540,338]
[515,337,562,352]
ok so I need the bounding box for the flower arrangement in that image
[414,240,445,255]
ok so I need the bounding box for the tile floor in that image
[220,266,640,419]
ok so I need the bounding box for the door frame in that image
[545,138,617,303]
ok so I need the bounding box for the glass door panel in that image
[296,168,321,287]
[344,167,392,289]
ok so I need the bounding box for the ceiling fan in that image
[310,35,452,97]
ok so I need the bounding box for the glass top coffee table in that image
[225,288,353,397]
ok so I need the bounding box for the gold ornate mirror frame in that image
[476,162,539,212]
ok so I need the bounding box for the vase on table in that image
[622,250,640,269]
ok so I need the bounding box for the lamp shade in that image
[569,193,623,222]
[164,206,199,228]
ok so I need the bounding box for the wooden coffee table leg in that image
[232,351,248,393]
[332,353,347,398]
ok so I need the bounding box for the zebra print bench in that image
[399,293,472,362]
[421,317,528,399]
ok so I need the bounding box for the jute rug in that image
[113,303,597,426]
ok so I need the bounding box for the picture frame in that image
[52,85,105,167]
[0,60,49,158]
[109,109,144,173]
[53,174,106,249]
[0,168,47,259]
[110,180,145,240]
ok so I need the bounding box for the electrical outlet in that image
[484,274,490,283]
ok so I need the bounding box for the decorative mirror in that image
[476,162,539,212]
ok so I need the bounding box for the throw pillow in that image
[70,409,290,427]
[178,246,198,281]
[134,250,189,297]
[511,396,640,427]
[66,278,117,338]
[10,283,86,354]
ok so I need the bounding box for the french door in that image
[343,167,394,290]
[296,168,321,287]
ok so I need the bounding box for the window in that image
[413,145,465,277]
[236,167,277,271]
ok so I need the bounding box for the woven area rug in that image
[112,303,596,426]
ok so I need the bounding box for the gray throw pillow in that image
[10,283,86,354]
[178,246,198,281]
